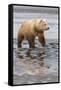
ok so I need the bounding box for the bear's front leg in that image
[38,32,46,46]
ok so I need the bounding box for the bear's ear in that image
[39,19,42,23]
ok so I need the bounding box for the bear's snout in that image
[40,27,50,31]
[46,27,50,30]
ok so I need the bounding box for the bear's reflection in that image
[18,48,45,67]
[17,47,47,75]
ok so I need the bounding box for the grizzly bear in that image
[18,19,49,48]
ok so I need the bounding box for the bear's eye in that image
[44,23,46,25]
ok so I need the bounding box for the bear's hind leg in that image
[18,35,24,48]
[29,41,35,48]
[28,36,35,48]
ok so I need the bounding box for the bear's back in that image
[20,20,35,34]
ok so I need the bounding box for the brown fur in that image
[18,19,49,48]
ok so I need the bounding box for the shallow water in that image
[13,6,59,85]
[13,39,58,85]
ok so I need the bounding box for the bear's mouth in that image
[40,27,50,31]
[45,27,50,30]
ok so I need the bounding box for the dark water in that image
[13,39,58,85]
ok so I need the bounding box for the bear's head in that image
[34,19,49,32]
